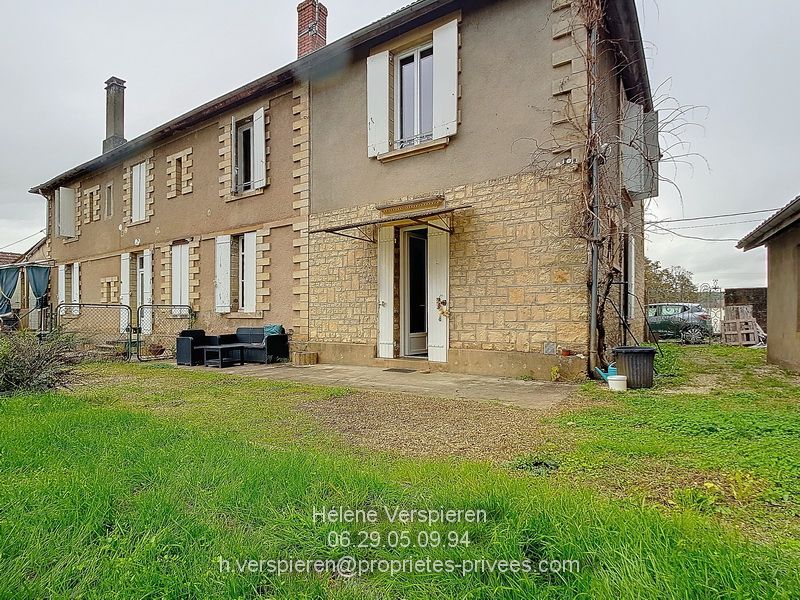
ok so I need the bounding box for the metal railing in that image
[136,304,194,361]
[54,303,133,361]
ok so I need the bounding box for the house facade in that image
[30,0,658,379]
[738,197,800,373]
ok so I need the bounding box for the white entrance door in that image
[426,225,449,362]
[401,227,428,356]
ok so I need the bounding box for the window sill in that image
[60,237,79,244]
[377,137,449,163]
[128,219,148,227]
[225,185,267,203]
[224,311,263,320]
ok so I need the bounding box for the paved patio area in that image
[200,362,577,410]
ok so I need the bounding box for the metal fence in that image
[136,304,194,361]
[52,303,194,362]
[54,303,133,361]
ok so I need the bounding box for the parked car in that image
[646,303,713,344]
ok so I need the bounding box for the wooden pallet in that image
[722,318,759,346]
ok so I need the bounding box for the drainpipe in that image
[587,23,601,375]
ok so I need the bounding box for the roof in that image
[0,252,23,266]
[737,196,800,251]
[18,237,47,260]
[29,0,651,195]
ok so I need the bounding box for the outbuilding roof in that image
[30,0,651,195]
[737,196,800,251]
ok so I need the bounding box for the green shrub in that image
[0,330,79,394]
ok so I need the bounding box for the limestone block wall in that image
[308,167,589,356]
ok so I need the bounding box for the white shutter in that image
[432,20,459,140]
[230,116,237,194]
[57,265,66,307]
[132,163,146,222]
[215,235,231,313]
[140,249,153,334]
[119,253,131,333]
[366,51,391,157]
[642,110,660,200]
[71,263,80,304]
[171,246,181,306]
[427,225,449,362]
[71,262,80,315]
[252,108,267,190]
[377,226,395,358]
[627,236,636,319]
[621,99,645,198]
[171,244,190,315]
[242,231,256,312]
[57,187,76,237]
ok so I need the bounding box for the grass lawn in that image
[1,347,799,598]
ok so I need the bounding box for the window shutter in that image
[140,249,153,334]
[627,235,636,319]
[366,51,391,157]
[57,265,66,306]
[119,253,130,333]
[621,99,645,198]
[171,246,181,306]
[376,226,394,358]
[427,226,450,362]
[215,235,231,313]
[57,187,76,237]
[252,108,267,190]
[242,231,257,312]
[170,244,190,316]
[132,163,146,222]
[432,19,459,140]
[642,110,660,200]
[230,116,237,194]
[71,263,80,305]
[70,262,80,315]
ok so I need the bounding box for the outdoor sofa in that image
[176,325,288,366]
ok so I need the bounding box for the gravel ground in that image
[301,391,581,463]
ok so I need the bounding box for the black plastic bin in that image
[612,346,656,389]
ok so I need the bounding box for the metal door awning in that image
[309,205,471,243]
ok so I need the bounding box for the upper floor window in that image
[232,108,267,194]
[396,45,434,149]
[131,161,146,223]
[367,19,459,158]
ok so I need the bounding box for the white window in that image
[55,187,76,238]
[366,19,459,157]
[236,122,254,192]
[131,162,146,223]
[231,108,266,194]
[396,44,434,148]
[171,243,190,311]
[104,182,113,219]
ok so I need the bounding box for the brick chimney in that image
[297,0,328,58]
[103,77,126,153]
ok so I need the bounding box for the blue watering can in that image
[594,363,617,382]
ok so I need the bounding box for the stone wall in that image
[308,167,589,365]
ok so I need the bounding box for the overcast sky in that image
[1,0,796,288]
